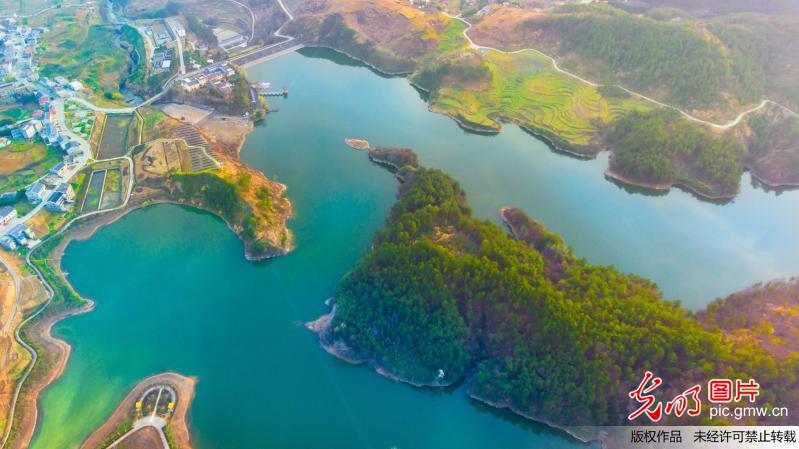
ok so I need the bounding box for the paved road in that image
[276,0,294,21]
[446,13,799,130]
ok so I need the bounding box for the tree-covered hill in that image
[322,154,798,426]
[519,6,729,108]
[607,110,743,198]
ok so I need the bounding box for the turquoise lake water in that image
[30,48,799,448]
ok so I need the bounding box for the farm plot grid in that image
[187,146,219,171]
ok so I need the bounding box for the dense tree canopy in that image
[526,7,730,108]
[608,110,743,196]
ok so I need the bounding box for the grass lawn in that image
[0,140,61,193]
[139,108,168,141]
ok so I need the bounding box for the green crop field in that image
[0,104,37,125]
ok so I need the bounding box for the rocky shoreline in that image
[305,300,607,446]
[466,391,602,445]
[304,300,454,389]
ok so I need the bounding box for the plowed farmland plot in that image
[97,114,134,159]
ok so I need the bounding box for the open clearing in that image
[161,103,213,125]
[117,426,164,449]
[134,138,219,181]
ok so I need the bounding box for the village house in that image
[0,235,16,250]
[6,223,35,247]
[44,190,70,212]
[25,181,47,203]
[11,122,35,140]
[55,182,75,201]
[0,205,16,225]
[49,161,68,177]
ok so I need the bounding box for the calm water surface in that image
[30,49,799,448]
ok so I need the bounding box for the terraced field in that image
[186,146,220,171]
[429,51,651,153]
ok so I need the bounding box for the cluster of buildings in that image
[166,19,185,39]
[179,62,236,95]
[0,16,43,103]
[0,14,91,253]
[146,19,185,73]
[10,89,87,165]
[28,178,75,209]
[40,75,83,98]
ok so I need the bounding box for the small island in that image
[344,138,370,150]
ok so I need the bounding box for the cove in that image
[30,48,799,448]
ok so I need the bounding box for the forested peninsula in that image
[311,148,799,427]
